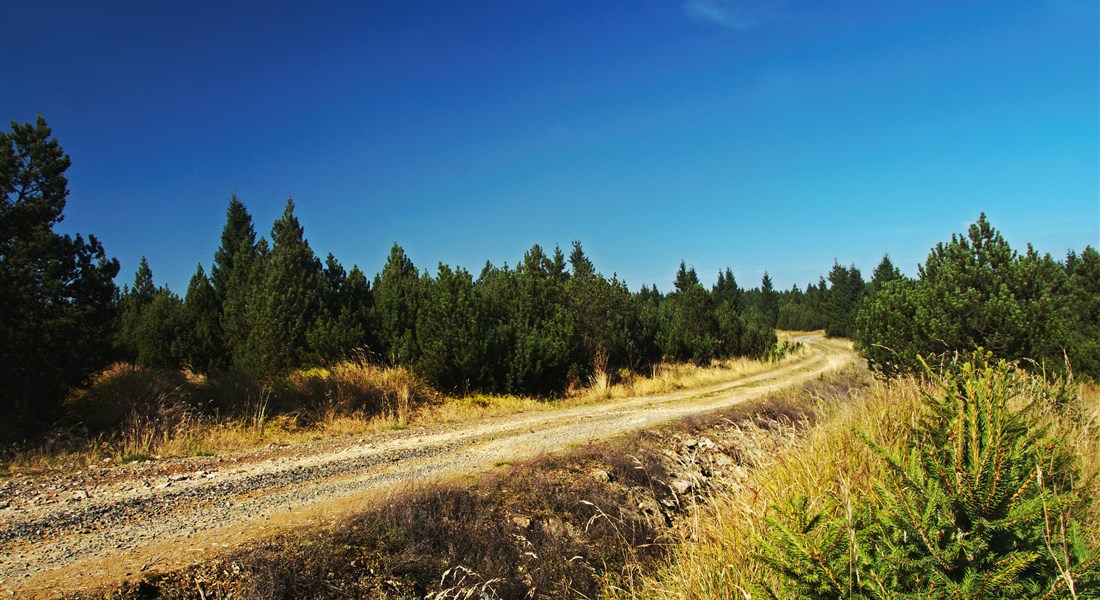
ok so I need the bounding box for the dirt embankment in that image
[0,334,853,597]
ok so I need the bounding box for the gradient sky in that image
[2,0,1097,294]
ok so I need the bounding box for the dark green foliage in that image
[371,243,421,365]
[868,253,902,296]
[507,244,575,394]
[415,264,486,394]
[674,260,700,291]
[857,215,1099,379]
[179,264,223,372]
[712,267,743,312]
[824,261,864,338]
[656,263,780,364]
[0,117,119,440]
[758,271,779,329]
[212,195,261,369]
[241,198,323,379]
[777,280,828,331]
[1062,247,1100,377]
[566,242,641,379]
[660,272,717,364]
[307,259,374,364]
[117,258,186,369]
[757,355,1100,598]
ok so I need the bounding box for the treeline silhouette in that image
[2,118,822,442]
[115,194,791,396]
[4,118,1096,444]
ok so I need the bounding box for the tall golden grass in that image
[618,368,1100,599]
[3,345,807,474]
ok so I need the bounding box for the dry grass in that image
[618,369,1100,599]
[3,345,807,475]
[77,370,857,600]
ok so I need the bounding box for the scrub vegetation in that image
[623,357,1100,599]
[5,118,1100,598]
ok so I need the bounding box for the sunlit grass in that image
[2,339,812,474]
[616,368,1100,599]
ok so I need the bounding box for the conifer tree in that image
[856,215,1099,378]
[660,263,717,363]
[475,261,519,392]
[118,257,159,361]
[416,264,485,393]
[180,264,223,372]
[868,253,902,296]
[509,244,574,394]
[371,243,421,365]
[824,261,864,339]
[308,257,374,363]
[568,240,595,279]
[674,260,700,292]
[1063,246,1100,376]
[242,198,323,378]
[0,116,120,438]
[712,267,742,311]
[212,195,260,368]
[759,271,778,329]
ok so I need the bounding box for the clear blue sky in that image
[2,0,1097,294]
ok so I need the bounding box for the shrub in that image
[64,364,192,436]
[278,358,438,424]
[756,353,1100,598]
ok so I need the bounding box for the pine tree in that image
[712,267,742,311]
[307,256,374,363]
[416,264,486,393]
[0,117,120,439]
[475,261,519,392]
[371,243,421,366]
[241,198,323,378]
[1063,246,1100,377]
[568,240,595,279]
[759,271,778,329]
[118,257,160,363]
[868,253,902,296]
[660,264,717,364]
[211,195,259,368]
[674,260,700,292]
[508,244,574,394]
[824,261,864,339]
[180,264,223,372]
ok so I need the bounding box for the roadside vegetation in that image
[69,369,864,600]
[6,117,1100,598]
[625,356,1100,599]
[620,212,1100,599]
[2,343,803,474]
[3,117,805,455]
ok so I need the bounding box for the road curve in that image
[0,333,854,597]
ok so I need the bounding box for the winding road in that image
[0,334,854,597]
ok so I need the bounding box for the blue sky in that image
[2,0,1097,293]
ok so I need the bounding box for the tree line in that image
[117,196,788,397]
[3,118,813,441]
[4,117,1096,442]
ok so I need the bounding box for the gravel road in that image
[0,334,853,597]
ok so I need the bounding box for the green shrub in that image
[757,353,1099,598]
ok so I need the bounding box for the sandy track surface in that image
[0,334,853,597]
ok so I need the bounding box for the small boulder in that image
[670,480,693,495]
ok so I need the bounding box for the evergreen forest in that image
[3,118,1098,444]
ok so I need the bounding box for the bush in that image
[278,358,438,424]
[64,364,192,436]
[757,353,1100,598]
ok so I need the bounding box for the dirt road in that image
[0,334,853,597]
